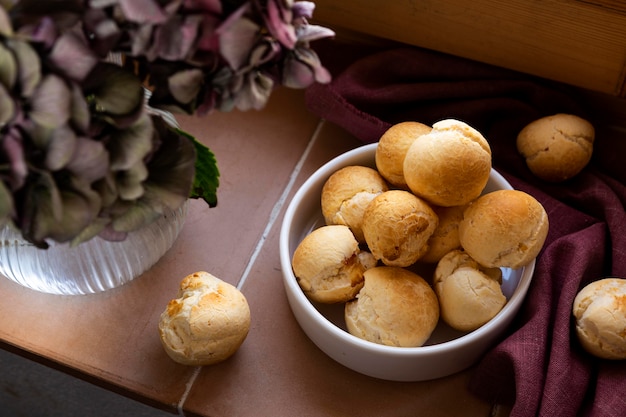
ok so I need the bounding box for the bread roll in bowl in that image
[434,250,505,331]
[459,189,549,269]
[345,266,439,347]
[321,165,388,242]
[158,271,250,366]
[375,121,432,189]
[517,113,594,182]
[403,119,492,207]
[292,225,376,303]
[573,278,626,359]
[420,204,466,264]
[362,190,438,267]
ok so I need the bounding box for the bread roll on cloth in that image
[292,225,377,303]
[403,119,492,207]
[321,165,388,242]
[459,189,549,269]
[362,190,438,267]
[517,113,594,182]
[345,266,439,347]
[375,121,432,189]
[158,271,250,366]
[434,250,505,331]
[572,278,626,359]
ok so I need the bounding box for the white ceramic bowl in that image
[279,143,535,381]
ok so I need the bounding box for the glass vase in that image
[0,203,187,295]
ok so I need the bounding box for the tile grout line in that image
[235,118,326,291]
[176,366,202,416]
[174,118,326,415]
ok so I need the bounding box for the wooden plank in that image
[312,0,626,96]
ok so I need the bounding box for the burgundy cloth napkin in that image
[305,45,626,417]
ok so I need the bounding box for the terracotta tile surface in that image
[0,88,495,416]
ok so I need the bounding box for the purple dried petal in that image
[0,83,14,125]
[248,38,281,67]
[20,16,58,49]
[1,127,28,190]
[150,15,201,61]
[118,0,168,24]
[281,55,314,89]
[44,125,77,171]
[0,43,17,90]
[49,32,99,82]
[108,113,154,171]
[66,137,110,183]
[296,24,335,43]
[292,1,315,19]
[8,39,42,98]
[194,14,220,53]
[83,9,122,57]
[218,15,260,70]
[47,184,104,243]
[265,0,296,49]
[168,68,204,104]
[131,25,155,59]
[29,74,71,128]
[218,18,260,71]
[282,48,330,88]
[70,83,90,133]
[0,6,13,37]
[183,0,222,14]
[116,163,149,200]
[235,71,273,111]
[83,63,144,119]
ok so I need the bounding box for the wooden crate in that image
[312,0,626,97]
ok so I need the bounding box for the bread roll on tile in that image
[292,225,376,303]
[403,119,492,207]
[573,278,626,359]
[158,271,250,366]
[459,190,549,269]
[517,113,594,182]
[321,165,388,243]
[345,266,439,347]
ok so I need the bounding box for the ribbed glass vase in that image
[0,203,187,295]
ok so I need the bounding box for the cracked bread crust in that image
[434,250,505,331]
[573,278,626,359]
[516,113,594,182]
[344,266,439,347]
[321,165,388,243]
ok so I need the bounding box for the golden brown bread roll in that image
[321,165,388,242]
[362,190,438,267]
[517,113,594,182]
[158,271,251,366]
[403,119,492,207]
[375,121,432,189]
[345,266,439,347]
[420,204,466,263]
[434,250,505,331]
[291,225,377,303]
[572,278,626,359]
[459,189,549,269]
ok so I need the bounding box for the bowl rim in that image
[279,143,535,356]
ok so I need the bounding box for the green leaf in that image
[185,131,219,207]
